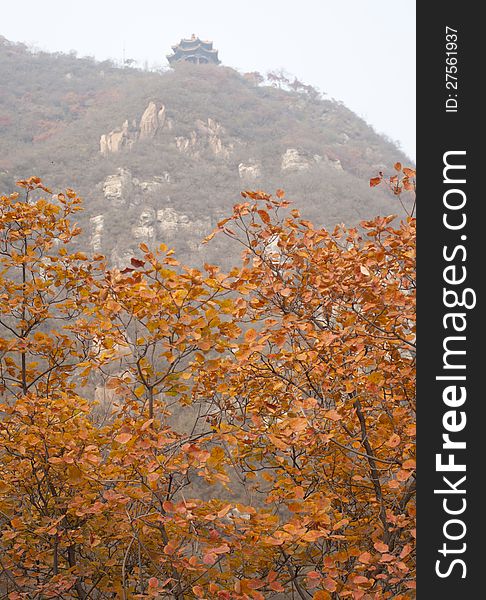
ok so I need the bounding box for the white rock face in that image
[281,148,343,172]
[175,131,199,156]
[156,207,190,234]
[100,130,125,154]
[100,119,138,154]
[102,168,137,207]
[281,148,314,172]
[99,102,235,162]
[100,102,166,153]
[238,160,262,179]
[131,207,156,241]
[139,101,166,140]
[90,214,104,252]
[175,118,233,159]
[99,134,109,154]
[157,207,211,250]
[139,173,171,193]
[195,117,223,137]
[101,170,171,210]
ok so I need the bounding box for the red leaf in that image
[130,258,145,268]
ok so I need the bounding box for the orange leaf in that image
[10,517,23,529]
[396,469,412,482]
[322,577,337,592]
[164,541,177,555]
[394,162,402,171]
[374,541,389,553]
[369,177,381,187]
[257,210,271,224]
[386,433,401,448]
[324,409,341,421]
[211,544,230,555]
[402,459,416,470]
[269,581,285,592]
[245,328,257,343]
[114,432,132,444]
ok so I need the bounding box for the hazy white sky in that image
[2,0,416,159]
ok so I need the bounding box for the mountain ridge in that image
[0,35,411,267]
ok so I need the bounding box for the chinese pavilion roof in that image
[167,35,221,66]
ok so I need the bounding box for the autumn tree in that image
[0,173,415,599]
[194,177,416,598]
[0,177,108,597]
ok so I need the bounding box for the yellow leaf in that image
[0,481,10,494]
[67,465,83,484]
[207,446,225,467]
[10,517,23,529]
[134,385,146,398]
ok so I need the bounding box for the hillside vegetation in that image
[0,36,410,266]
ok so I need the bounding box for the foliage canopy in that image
[0,175,415,599]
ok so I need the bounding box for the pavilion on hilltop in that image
[167,35,221,66]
